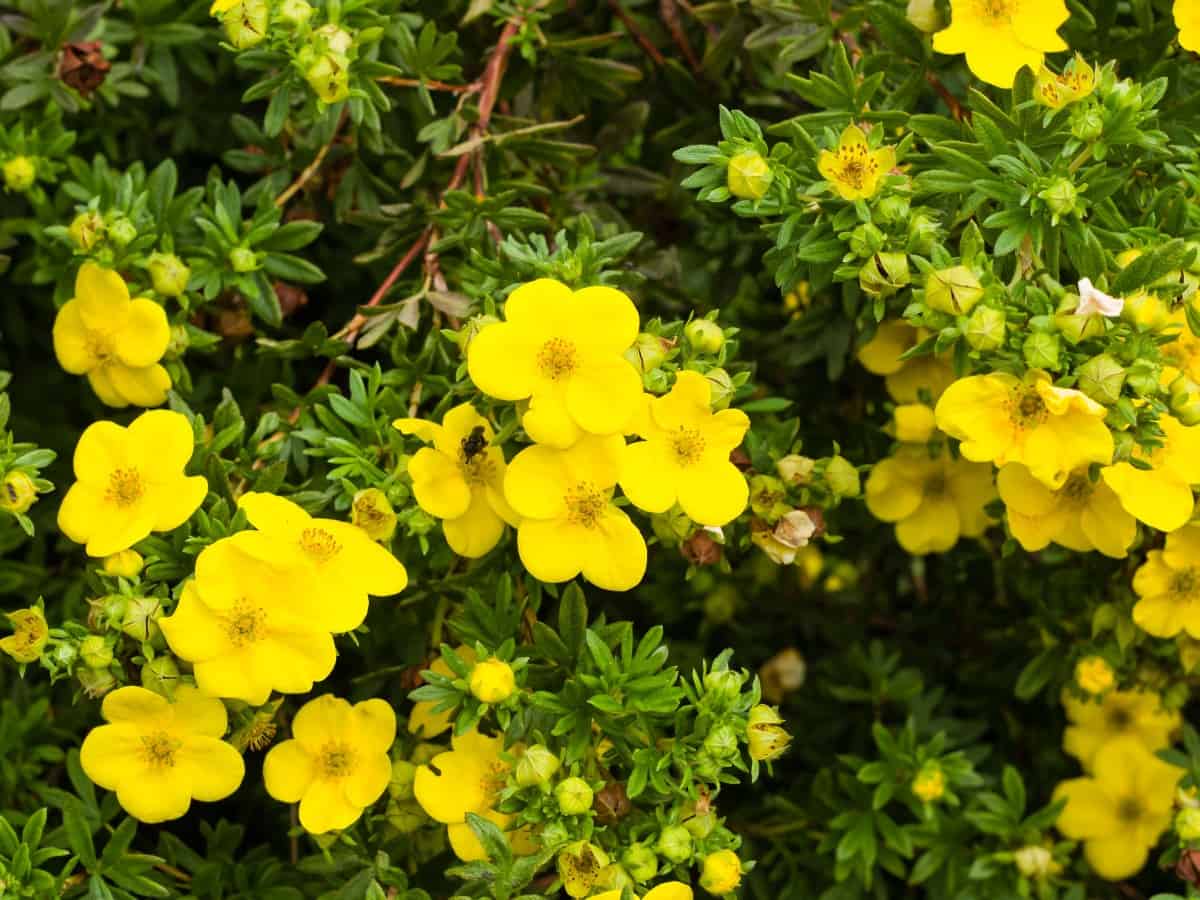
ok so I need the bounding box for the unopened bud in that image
[624,333,670,373]
[622,843,658,882]
[516,744,560,788]
[69,211,105,251]
[228,247,258,273]
[315,24,354,54]
[469,657,515,704]
[907,213,939,255]
[102,549,144,578]
[824,455,861,498]
[1179,807,1200,842]
[848,223,884,258]
[1076,354,1125,406]
[3,156,36,192]
[703,723,740,760]
[726,150,772,200]
[305,52,351,104]
[77,666,116,698]
[121,596,163,644]
[685,318,725,354]
[704,667,746,701]
[905,0,943,33]
[278,0,313,26]
[107,217,137,249]
[352,488,397,541]
[1014,845,1059,879]
[221,0,268,49]
[699,849,743,895]
[1070,105,1104,142]
[1022,332,1060,371]
[892,404,935,443]
[964,305,1005,351]
[874,195,910,226]
[0,471,37,514]
[705,367,734,411]
[776,454,814,485]
[912,764,946,802]
[79,635,114,669]
[1039,178,1077,218]
[655,825,693,863]
[859,252,910,298]
[924,266,983,316]
[140,655,180,698]
[148,253,191,297]
[1074,655,1115,694]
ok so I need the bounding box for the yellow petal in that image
[865,456,926,523]
[114,298,170,368]
[87,367,129,407]
[1023,415,1112,489]
[645,884,693,900]
[115,767,192,823]
[344,751,391,807]
[57,483,105,546]
[467,322,539,401]
[194,654,272,706]
[393,417,442,445]
[80,724,141,789]
[522,386,583,448]
[352,698,397,753]
[1011,0,1069,52]
[263,739,316,802]
[238,491,310,537]
[86,502,158,558]
[934,374,1018,463]
[293,695,353,750]
[127,410,196,483]
[109,363,172,408]
[151,475,208,531]
[298,777,363,834]
[619,440,679,514]
[565,357,643,436]
[1083,834,1148,881]
[896,495,960,555]
[504,278,573,330]
[436,403,491,454]
[75,263,131,331]
[567,285,640,358]
[447,810,513,862]
[443,490,507,558]
[179,736,244,801]
[408,700,454,738]
[856,321,915,376]
[74,420,134,483]
[1079,482,1136,558]
[414,749,489,823]
[1102,464,1193,532]
[505,445,569,520]
[579,508,647,591]
[409,447,472,519]
[677,460,748,526]
[517,517,588,583]
[170,685,229,737]
[1052,777,1119,839]
[562,433,625,487]
[1132,593,1188,638]
[52,299,100,374]
[161,582,229,662]
[996,464,1057,516]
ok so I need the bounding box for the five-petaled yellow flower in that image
[865,446,994,555]
[395,404,519,558]
[80,685,244,823]
[997,464,1135,558]
[504,434,646,591]
[1131,524,1200,638]
[1053,737,1180,881]
[1062,689,1179,771]
[1101,414,1200,533]
[620,371,750,526]
[160,540,337,706]
[58,410,207,557]
[935,370,1113,490]
[232,492,408,632]
[414,729,518,861]
[1176,0,1200,53]
[263,694,396,834]
[467,279,643,448]
[818,125,895,201]
[53,262,171,408]
[1034,54,1096,110]
[932,0,1069,89]
[1,607,48,663]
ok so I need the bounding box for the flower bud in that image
[79,635,114,669]
[848,223,884,258]
[700,849,743,895]
[228,247,258,273]
[964,305,1005,351]
[859,252,910,298]
[385,799,425,833]
[650,507,693,547]
[148,252,191,297]
[824,455,861,498]
[0,471,37,514]
[389,759,417,800]
[924,266,983,316]
[221,0,268,48]
[1054,311,1104,344]
[1179,808,1200,842]
[469,657,516,704]
[516,744,561,788]
[906,0,943,32]
[1013,845,1059,879]
[624,333,670,374]
[121,596,163,644]
[1076,354,1126,406]
[594,864,634,894]
[315,23,354,54]
[278,0,313,25]
[1125,358,1161,397]
[703,723,740,760]
[1,608,48,663]
[907,213,939,255]
[77,666,117,698]
[165,323,190,360]
[705,367,735,411]
[3,156,36,192]
[685,318,725,354]
[655,825,693,863]
[776,454,814,485]
[760,647,807,703]
[1038,178,1077,218]
[557,842,609,899]
[352,488,397,541]
[102,549,144,578]
[1171,375,1200,426]
[911,764,945,802]
[1074,655,1114,695]
[140,655,180,698]
[892,404,935,443]
[69,211,105,251]
[1070,105,1104,142]
[622,843,658,882]
[874,195,910,226]
[704,667,746,702]
[107,217,137,248]
[747,704,791,762]
[726,150,772,200]
[1022,332,1060,371]
[305,51,351,104]
[749,474,788,520]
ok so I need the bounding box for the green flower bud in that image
[51,641,78,668]
[963,305,1006,351]
[650,506,693,547]
[1126,359,1161,397]
[655,825,693,864]
[1173,807,1200,842]
[121,596,163,644]
[705,367,735,411]
[685,318,725,354]
[385,799,425,833]
[148,252,191,297]
[1022,332,1060,371]
[3,156,36,192]
[848,223,885,258]
[1170,374,1200,426]
[388,759,417,801]
[726,150,772,200]
[540,820,570,848]
[305,51,351,104]
[824,455,861,498]
[228,247,258,273]
[905,0,944,33]
[703,723,740,759]
[278,0,313,26]
[516,744,561,788]
[140,655,180,698]
[77,666,116,698]
[107,217,137,249]
[470,657,516,704]
[924,265,983,316]
[315,23,354,54]
[1077,354,1126,406]
[0,471,37,514]
[1038,178,1078,218]
[874,195,910,226]
[91,594,129,630]
[622,843,658,882]
[79,635,114,669]
[624,332,670,374]
[907,213,939,255]
[683,806,717,838]
[222,0,268,49]
[703,667,746,701]
[1070,105,1104,142]
[69,211,106,251]
[555,776,594,815]
[859,252,910,298]
[1054,311,1104,344]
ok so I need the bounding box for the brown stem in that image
[275,111,347,208]
[924,70,969,122]
[609,0,666,66]
[377,76,474,93]
[660,0,702,74]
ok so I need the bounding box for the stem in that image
[275,110,347,208]
[1067,145,1093,174]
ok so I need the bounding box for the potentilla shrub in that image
[3,1,1200,899]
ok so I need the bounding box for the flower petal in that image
[263,739,316,803]
[127,410,196,483]
[518,518,588,584]
[580,508,647,591]
[677,460,748,527]
[443,490,507,558]
[179,736,245,801]
[151,475,208,531]
[114,298,170,368]
[115,767,192,824]
[344,751,391,807]
[505,445,569,520]
[106,363,171,408]
[239,491,310,537]
[76,263,131,331]
[566,357,643,436]
[1101,464,1193,532]
[568,285,639,358]
[52,300,100,374]
[619,440,679,514]
[170,684,229,738]
[414,749,489,823]
[352,699,397,753]
[80,724,142,790]
[298,777,363,834]
[467,322,539,401]
[161,582,229,663]
[409,448,472,520]
[1052,777,1119,839]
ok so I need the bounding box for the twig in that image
[924,70,969,122]
[609,0,666,66]
[275,111,347,208]
[660,0,702,74]
[377,76,474,93]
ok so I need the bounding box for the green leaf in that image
[557,584,587,663]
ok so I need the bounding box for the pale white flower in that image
[1076,277,1123,317]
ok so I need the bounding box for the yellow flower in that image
[996,463,1135,558]
[935,370,1113,489]
[1062,689,1179,770]
[856,321,955,403]
[52,263,171,408]
[1101,414,1200,533]
[699,850,742,895]
[231,492,408,632]
[1132,524,1200,638]
[620,371,750,526]
[263,695,396,834]
[1053,737,1180,881]
[817,125,895,201]
[80,685,244,823]
[469,658,516,704]
[414,729,517,861]
[466,279,643,448]
[746,704,791,762]
[395,404,519,558]
[210,0,240,12]
[1034,54,1096,109]
[1,607,48,663]
[1177,0,1200,52]
[1074,656,1115,695]
[58,410,208,557]
[159,543,337,706]
[932,0,1069,89]
[912,765,946,803]
[865,446,994,555]
[409,646,476,738]
[350,488,396,542]
[504,434,646,591]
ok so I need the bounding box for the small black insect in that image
[461,425,488,460]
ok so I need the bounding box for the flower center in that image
[221,602,267,647]
[975,0,1011,21]
[1061,474,1094,506]
[299,527,340,563]
[671,427,706,466]
[85,331,115,362]
[1172,569,1200,599]
[1116,796,1143,823]
[459,448,497,486]
[318,741,357,778]
[924,473,948,498]
[834,142,876,189]
[564,481,607,528]
[480,759,507,804]
[1009,390,1048,428]
[1106,706,1132,731]
[106,468,145,507]
[140,731,181,769]
[537,337,578,381]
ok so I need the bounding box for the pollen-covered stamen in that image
[1171,568,1200,599]
[833,142,877,190]
[459,452,497,485]
[221,602,267,647]
[300,527,340,563]
[923,473,948,498]
[140,731,181,769]
[1060,474,1095,506]
[564,481,608,528]
[1116,796,1143,823]
[318,741,357,778]
[976,0,1012,21]
[671,427,706,466]
[537,337,579,381]
[107,468,145,507]
[1008,390,1048,428]
[1106,705,1133,731]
